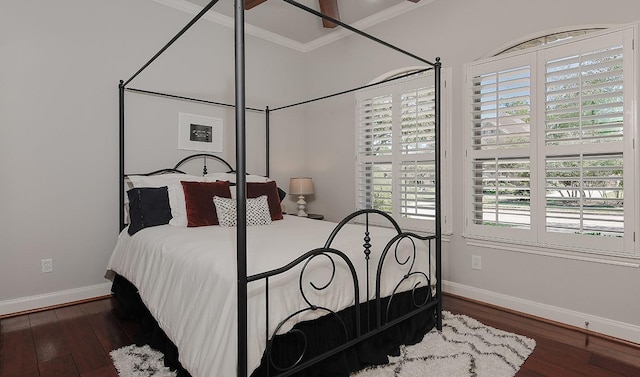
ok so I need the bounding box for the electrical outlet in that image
[41,258,53,273]
[471,255,482,270]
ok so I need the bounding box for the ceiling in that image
[154,0,432,52]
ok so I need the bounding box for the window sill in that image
[462,234,640,268]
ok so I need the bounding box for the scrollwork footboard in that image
[248,209,438,377]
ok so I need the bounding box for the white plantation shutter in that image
[356,71,445,230]
[545,154,624,237]
[357,93,393,213]
[467,53,534,240]
[471,158,531,229]
[357,161,393,214]
[399,84,436,221]
[357,94,393,157]
[400,86,436,154]
[465,26,636,256]
[545,44,624,146]
[399,160,435,220]
[540,31,630,252]
[470,65,532,151]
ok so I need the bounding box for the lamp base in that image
[296,195,308,217]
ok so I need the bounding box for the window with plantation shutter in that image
[465,25,637,257]
[356,69,450,232]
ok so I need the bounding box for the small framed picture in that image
[178,113,223,152]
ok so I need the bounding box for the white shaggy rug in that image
[353,311,536,377]
[110,344,177,377]
[111,311,535,377]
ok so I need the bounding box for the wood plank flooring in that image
[444,294,640,377]
[1,294,639,376]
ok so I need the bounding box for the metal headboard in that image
[173,153,234,175]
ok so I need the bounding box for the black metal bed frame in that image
[118,1,442,376]
[249,209,437,377]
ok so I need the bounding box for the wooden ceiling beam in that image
[244,0,268,10]
[319,0,340,28]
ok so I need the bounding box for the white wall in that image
[302,0,640,342]
[0,0,308,312]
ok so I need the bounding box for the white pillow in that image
[167,184,189,226]
[128,173,206,227]
[213,195,272,227]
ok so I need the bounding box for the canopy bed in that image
[109,1,442,376]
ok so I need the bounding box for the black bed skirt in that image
[111,274,437,377]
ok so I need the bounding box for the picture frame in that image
[178,112,224,152]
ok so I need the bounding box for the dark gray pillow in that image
[127,186,172,235]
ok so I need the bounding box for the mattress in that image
[107,215,433,376]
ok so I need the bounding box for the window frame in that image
[464,25,638,259]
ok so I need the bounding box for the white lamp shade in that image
[289,177,314,195]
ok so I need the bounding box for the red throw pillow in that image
[247,181,284,221]
[181,181,232,226]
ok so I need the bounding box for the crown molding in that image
[150,0,432,53]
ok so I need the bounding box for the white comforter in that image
[107,215,432,377]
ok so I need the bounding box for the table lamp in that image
[289,177,314,217]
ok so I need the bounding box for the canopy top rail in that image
[123,64,434,114]
[122,0,221,87]
[271,66,434,112]
[121,0,436,104]
[125,87,265,113]
[283,0,435,67]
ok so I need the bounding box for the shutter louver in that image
[357,161,392,214]
[545,154,624,237]
[471,158,530,228]
[471,66,531,151]
[358,94,393,157]
[400,160,435,220]
[401,86,436,154]
[545,45,624,146]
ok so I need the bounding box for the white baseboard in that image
[0,283,113,316]
[443,280,640,344]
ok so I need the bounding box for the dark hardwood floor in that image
[1,294,639,376]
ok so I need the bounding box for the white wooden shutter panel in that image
[398,85,436,220]
[543,32,626,241]
[471,65,531,151]
[399,160,435,220]
[357,94,393,214]
[357,94,393,157]
[545,45,624,146]
[357,161,393,213]
[468,55,533,233]
[545,153,624,237]
[471,157,531,228]
[400,86,436,154]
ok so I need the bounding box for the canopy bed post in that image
[265,106,270,177]
[234,1,248,377]
[119,80,125,232]
[434,58,442,331]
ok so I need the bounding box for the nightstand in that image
[306,213,324,220]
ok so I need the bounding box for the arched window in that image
[464,24,637,258]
